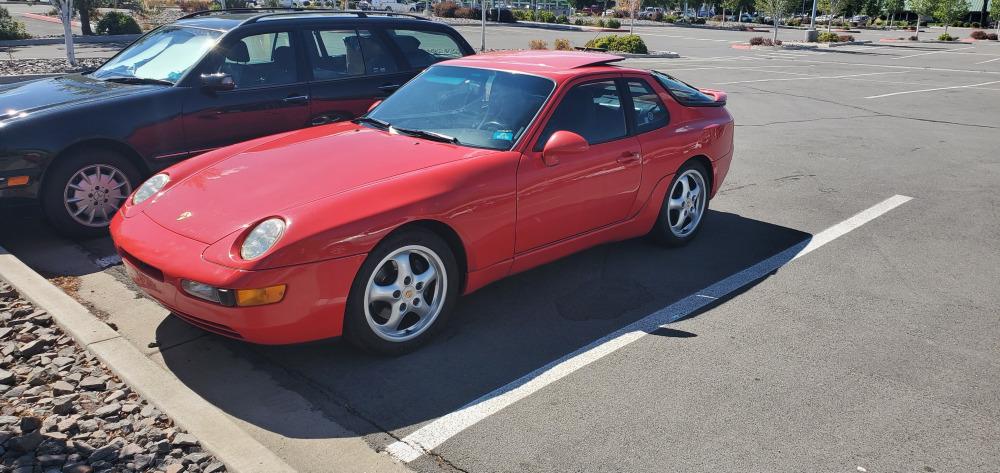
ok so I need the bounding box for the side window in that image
[308,29,364,80]
[385,29,464,69]
[626,79,669,133]
[217,31,298,87]
[356,30,398,75]
[536,80,627,149]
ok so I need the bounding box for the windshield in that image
[366,65,555,151]
[92,26,222,84]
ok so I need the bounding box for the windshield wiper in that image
[352,116,390,129]
[102,77,174,86]
[390,126,459,144]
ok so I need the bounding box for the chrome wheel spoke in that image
[392,254,414,285]
[369,283,400,303]
[383,303,405,331]
[413,265,437,289]
[62,163,132,228]
[667,196,684,210]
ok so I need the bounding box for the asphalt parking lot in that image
[3,23,1000,472]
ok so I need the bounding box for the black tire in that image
[649,161,711,247]
[343,228,460,355]
[41,148,143,239]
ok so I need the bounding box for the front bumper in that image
[110,210,367,344]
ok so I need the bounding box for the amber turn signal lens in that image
[5,176,29,187]
[235,285,286,307]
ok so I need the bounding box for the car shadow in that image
[0,202,119,277]
[154,209,811,442]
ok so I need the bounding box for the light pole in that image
[481,0,487,52]
[806,0,818,40]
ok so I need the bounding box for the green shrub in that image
[584,34,648,53]
[606,18,621,28]
[96,11,141,35]
[786,17,801,26]
[817,31,841,42]
[0,6,30,40]
[938,33,956,41]
[595,18,605,27]
[555,14,569,24]
[665,15,677,23]
[574,17,586,25]
[538,10,556,23]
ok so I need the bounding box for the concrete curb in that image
[0,34,140,47]
[0,245,298,473]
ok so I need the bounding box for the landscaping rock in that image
[0,277,227,473]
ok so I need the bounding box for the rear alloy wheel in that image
[41,149,142,238]
[650,162,710,247]
[345,229,459,355]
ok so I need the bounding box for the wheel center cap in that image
[404,288,416,299]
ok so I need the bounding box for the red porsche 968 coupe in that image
[111,51,734,354]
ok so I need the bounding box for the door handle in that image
[283,94,310,104]
[378,83,401,93]
[617,151,641,164]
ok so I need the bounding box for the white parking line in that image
[893,45,975,60]
[716,71,906,85]
[385,194,913,463]
[976,57,1000,64]
[864,80,1000,98]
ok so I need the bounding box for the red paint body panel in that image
[110,51,735,345]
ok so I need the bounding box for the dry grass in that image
[554,38,572,50]
[528,39,548,50]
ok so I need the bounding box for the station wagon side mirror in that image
[368,100,382,112]
[541,131,589,167]
[200,73,236,92]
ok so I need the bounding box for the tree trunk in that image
[61,0,76,66]
[78,0,92,36]
[773,13,779,42]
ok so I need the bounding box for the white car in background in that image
[371,0,411,11]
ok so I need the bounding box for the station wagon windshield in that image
[92,26,221,84]
[364,65,555,151]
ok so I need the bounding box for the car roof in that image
[440,50,640,80]
[172,10,435,32]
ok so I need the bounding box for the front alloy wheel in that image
[63,164,133,228]
[345,228,459,355]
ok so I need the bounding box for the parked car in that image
[0,10,474,237]
[408,1,428,11]
[580,4,605,15]
[850,14,869,24]
[639,6,664,19]
[111,51,735,354]
[371,0,411,12]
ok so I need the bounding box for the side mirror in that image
[201,73,235,92]
[541,130,589,166]
[367,100,382,113]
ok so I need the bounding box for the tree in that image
[756,0,796,42]
[990,0,999,32]
[883,0,903,27]
[76,0,93,36]
[935,0,969,33]
[723,0,740,23]
[908,0,937,38]
[54,0,76,66]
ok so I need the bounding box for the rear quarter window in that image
[652,71,721,107]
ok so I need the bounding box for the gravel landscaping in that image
[0,58,107,76]
[0,279,227,473]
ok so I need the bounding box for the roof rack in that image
[178,8,429,22]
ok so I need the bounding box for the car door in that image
[182,28,310,154]
[303,27,412,125]
[515,77,642,253]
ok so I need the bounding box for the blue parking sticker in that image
[493,130,514,141]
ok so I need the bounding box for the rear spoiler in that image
[697,88,728,107]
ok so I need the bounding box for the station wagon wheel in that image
[41,148,142,238]
[364,245,447,342]
[345,228,460,355]
[650,161,710,247]
[63,164,133,228]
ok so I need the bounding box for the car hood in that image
[144,123,494,244]
[0,74,163,121]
